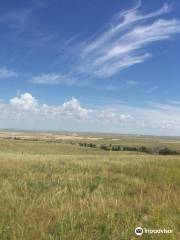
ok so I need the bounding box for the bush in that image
[112,145,121,151]
[79,142,87,147]
[139,146,149,153]
[79,142,96,148]
[87,143,96,148]
[123,146,138,151]
[100,145,110,151]
[14,137,21,140]
[158,147,178,155]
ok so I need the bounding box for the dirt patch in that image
[0,131,102,141]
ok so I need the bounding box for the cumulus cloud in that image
[2,93,89,120]
[99,110,132,124]
[10,93,38,111]
[62,97,89,118]
[0,92,131,128]
[1,92,180,135]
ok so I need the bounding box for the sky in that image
[0,0,180,135]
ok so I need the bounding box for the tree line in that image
[78,142,179,155]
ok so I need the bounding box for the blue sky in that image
[0,0,180,135]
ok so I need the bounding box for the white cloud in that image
[4,93,89,120]
[0,66,18,78]
[0,8,32,37]
[82,2,171,54]
[0,93,131,130]
[62,97,89,118]
[29,2,180,85]
[30,72,76,85]
[161,120,178,129]
[78,2,180,78]
[10,93,38,111]
[99,110,132,124]
[1,92,180,135]
[126,80,139,86]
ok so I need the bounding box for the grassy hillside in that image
[0,138,179,239]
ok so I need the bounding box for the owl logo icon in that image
[135,227,143,236]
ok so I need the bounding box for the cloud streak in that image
[30,1,180,85]
[0,66,18,79]
[30,72,76,85]
[78,2,180,78]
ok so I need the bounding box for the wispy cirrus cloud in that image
[29,71,93,87]
[30,72,76,85]
[0,1,52,39]
[30,1,180,86]
[0,8,32,33]
[78,1,180,78]
[0,66,18,79]
[82,1,171,55]
[126,80,140,86]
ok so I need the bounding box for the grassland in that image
[0,132,179,239]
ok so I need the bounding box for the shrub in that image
[87,143,96,148]
[14,137,21,140]
[123,146,138,151]
[100,145,110,151]
[158,147,178,155]
[139,146,149,153]
[79,142,96,148]
[112,145,121,151]
[79,142,87,147]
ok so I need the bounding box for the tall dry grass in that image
[0,139,179,239]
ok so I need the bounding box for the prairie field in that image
[0,133,180,240]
